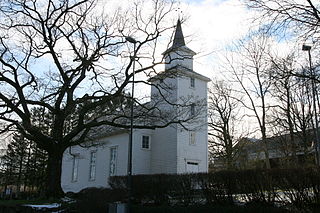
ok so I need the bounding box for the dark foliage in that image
[66,187,126,213]
[0,131,47,199]
[61,168,320,212]
[107,168,320,211]
[132,204,289,213]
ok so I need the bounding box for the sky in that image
[129,0,271,100]
[97,0,255,80]
[123,0,256,96]
[174,0,255,79]
[0,0,306,145]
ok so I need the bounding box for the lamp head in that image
[302,44,311,51]
[126,36,137,44]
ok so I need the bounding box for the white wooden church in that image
[61,20,210,193]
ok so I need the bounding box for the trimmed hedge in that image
[108,167,320,210]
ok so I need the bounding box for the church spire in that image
[162,19,196,70]
[172,19,186,48]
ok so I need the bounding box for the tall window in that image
[142,135,150,149]
[190,77,195,88]
[189,131,196,145]
[89,151,97,181]
[71,155,79,182]
[110,147,117,176]
[190,103,195,116]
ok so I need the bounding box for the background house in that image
[212,131,317,170]
[61,20,210,193]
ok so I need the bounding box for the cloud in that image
[130,0,255,98]
[186,0,252,47]
[176,0,255,78]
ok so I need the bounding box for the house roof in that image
[238,129,316,153]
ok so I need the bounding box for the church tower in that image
[150,20,210,174]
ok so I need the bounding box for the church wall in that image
[150,73,180,174]
[61,133,129,193]
[176,74,209,173]
[176,128,208,173]
[132,129,153,175]
[150,125,178,174]
[151,76,178,106]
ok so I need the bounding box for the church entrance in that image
[186,162,199,173]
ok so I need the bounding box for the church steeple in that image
[163,19,196,70]
[171,19,186,48]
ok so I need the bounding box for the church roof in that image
[172,19,186,48]
[148,65,211,82]
[163,19,196,56]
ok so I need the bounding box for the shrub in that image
[235,169,276,204]
[198,172,233,205]
[170,174,200,205]
[68,187,126,213]
[270,168,320,209]
[108,167,320,210]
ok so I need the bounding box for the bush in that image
[67,187,126,213]
[170,174,200,205]
[270,168,320,209]
[198,172,233,205]
[107,167,320,211]
[132,204,290,213]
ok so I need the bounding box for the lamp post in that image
[302,44,320,166]
[126,36,137,213]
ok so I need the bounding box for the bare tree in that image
[272,58,317,160]
[244,0,320,43]
[268,54,298,165]
[0,0,195,197]
[266,54,298,166]
[208,80,244,170]
[226,33,273,169]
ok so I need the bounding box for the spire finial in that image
[175,1,182,20]
[172,19,185,48]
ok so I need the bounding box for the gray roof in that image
[163,20,196,56]
[148,65,211,82]
[172,19,186,48]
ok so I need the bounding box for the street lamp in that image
[126,36,137,213]
[302,44,320,165]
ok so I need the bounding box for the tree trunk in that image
[45,150,64,198]
[262,139,271,169]
[262,130,271,169]
[16,155,23,198]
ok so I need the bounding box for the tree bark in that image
[45,149,64,198]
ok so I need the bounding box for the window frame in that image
[190,103,195,116]
[71,154,79,182]
[190,77,195,88]
[89,151,97,181]
[109,146,118,176]
[189,131,196,146]
[141,135,151,150]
